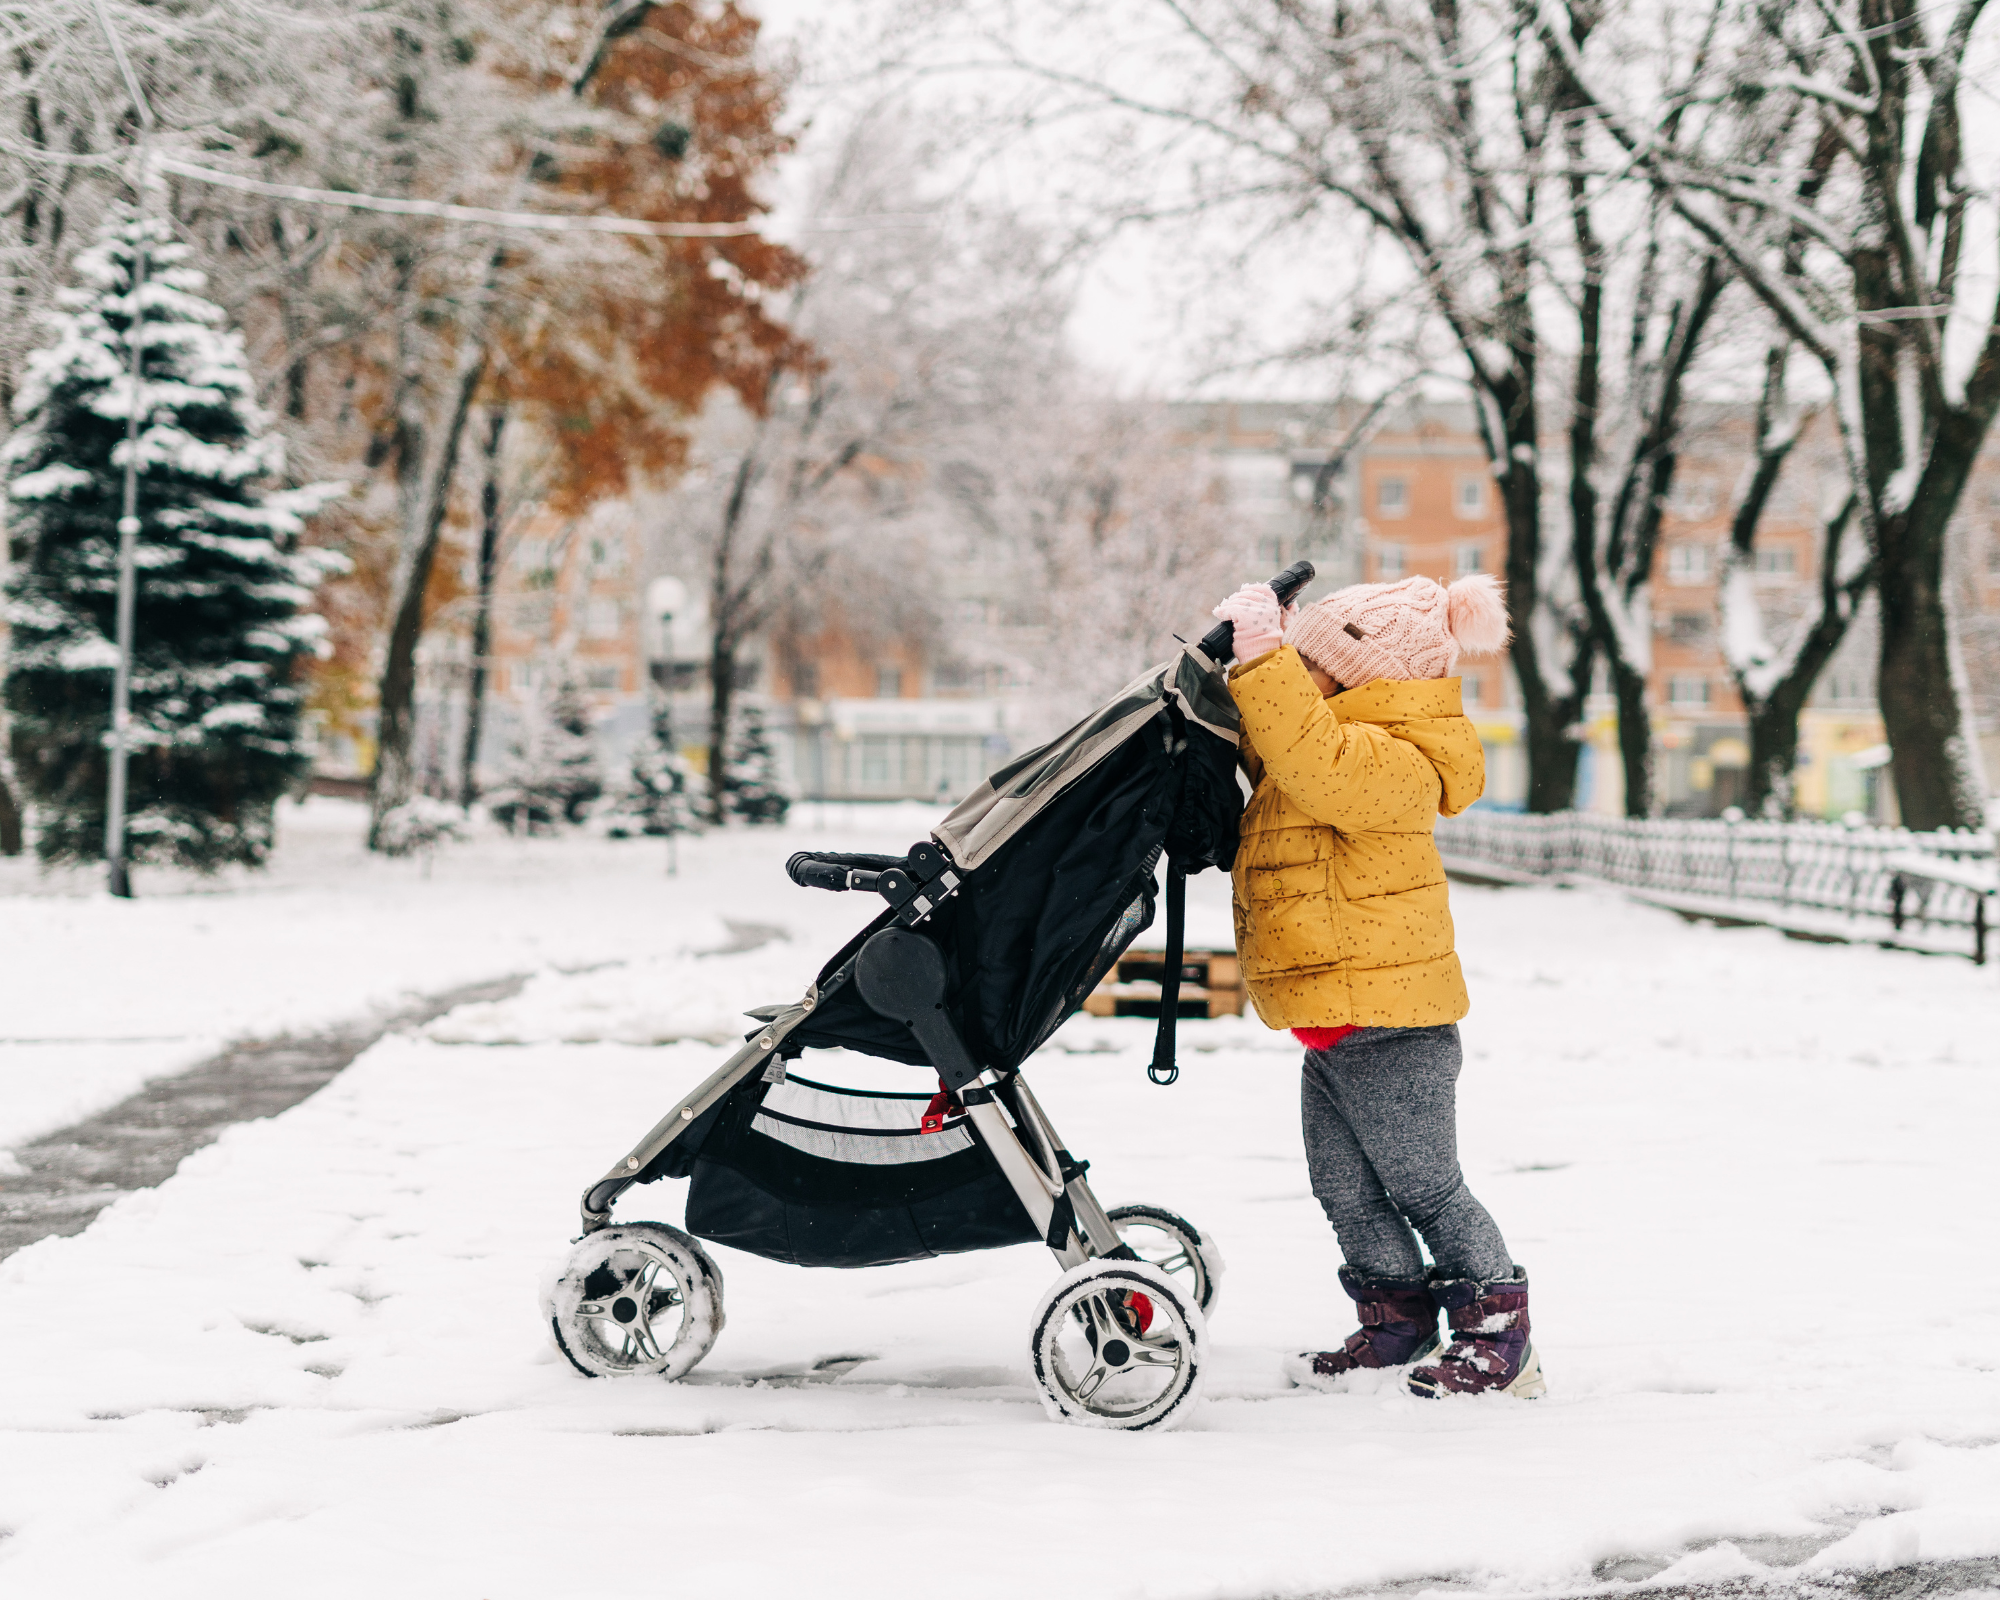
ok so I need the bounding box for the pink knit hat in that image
[1286,574,1510,686]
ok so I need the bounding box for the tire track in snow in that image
[0,971,530,1261]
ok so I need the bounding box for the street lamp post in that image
[103,237,147,899]
[91,0,154,900]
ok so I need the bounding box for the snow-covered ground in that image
[0,796,935,1150]
[2,803,1997,1598]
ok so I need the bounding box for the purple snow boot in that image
[1406,1265,1546,1398]
[1285,1267,1440,1392]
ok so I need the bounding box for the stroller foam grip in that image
[1199,559,1316,663]
[788,853,857,891]
[787,850,907,891]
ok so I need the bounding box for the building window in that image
[1462,673,1483,705]
[1669,612,1710,643]
[932,661,985,696]
[1666,544,1711,583]
[1376,544,1406,580]
[588,536,625,574]
[1671,481,1717,520]
[584,598,622,639]
[1668,674,1711,709]
[1375,476,1410,518]
[585,664,620,691]
[1455,475,1487,518]
[859,736,892,785]
[1824,671,1873,706]
[1753,546,1797,575]
[513,593,555,632]
[1455,543,1483,576]
[513,538,553,575]
[875,664,903,698]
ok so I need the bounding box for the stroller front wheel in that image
[1028,1259,1207,1430]
[546,1222,724,1380]
[1106,1204,1224,1318]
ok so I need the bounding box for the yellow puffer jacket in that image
[1228,647,1486,1029]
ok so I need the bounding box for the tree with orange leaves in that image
[360,0,807,846]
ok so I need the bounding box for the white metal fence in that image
[1434,809,1998,964]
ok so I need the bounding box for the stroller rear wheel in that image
[1028,1259,1207,1430]
[546,1222,724,1380]
[1106,1204,1224,1317]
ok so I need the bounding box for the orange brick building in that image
[1175,398,2000,818]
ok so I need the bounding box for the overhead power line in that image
[154,156,767,239]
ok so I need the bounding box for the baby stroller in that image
[544,563,1315,1430]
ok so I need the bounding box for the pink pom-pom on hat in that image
[1285,573,1510,687]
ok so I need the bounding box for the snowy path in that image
[1,824,1997,1598]
[0,797,932,1153]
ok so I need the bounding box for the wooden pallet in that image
[1081,948,1247,1019]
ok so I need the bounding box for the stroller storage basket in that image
[685,1073,1039,1268]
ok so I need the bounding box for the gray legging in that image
[1301,1025,1511,1282]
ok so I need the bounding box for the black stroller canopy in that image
[935,649,1241,873]
[787,642,1247,1081]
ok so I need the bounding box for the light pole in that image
[647,577,688,877]
[102,242,147,899]
[91,0,154,900]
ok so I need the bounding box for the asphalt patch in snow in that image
[1279,1550,2000,1600]
[0,971,528,1261]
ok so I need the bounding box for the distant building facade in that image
[342,397,2000,821]
[1171,398,2000,820]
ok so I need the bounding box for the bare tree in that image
[919,0,1778,812]
[1535,0,2000,829]
[1716,349,1873,815]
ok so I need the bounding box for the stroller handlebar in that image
[788,842,963,922]
[1198,559,1317,665]
[787,850,905,893]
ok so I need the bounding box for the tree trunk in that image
[1853,246,1987,831]
[1876,499,1983,829]
[1741,576,1872,818]
[1607,659,1652,815]
[458,406,506,808]
[0,772,22,855]
[368,346,488,846]
[1491,386,1587,814]
[704,452,761,824]
[706,617,734,827]
[1521,665,1587,813]
[1744,667,1813,818]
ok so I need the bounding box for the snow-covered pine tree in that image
[485,667,604,833]
[723,703,790,825]
[2,214,339,869]
[542,670,604,824]
[604,702,703,838]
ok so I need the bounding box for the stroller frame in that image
[577,843,1124,1273]
[554,561,1313,1428]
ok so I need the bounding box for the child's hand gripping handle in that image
[1199,560,1316,664]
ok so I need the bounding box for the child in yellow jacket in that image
[1210,572,1544,1399]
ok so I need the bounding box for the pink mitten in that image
[1211,583,1294,661]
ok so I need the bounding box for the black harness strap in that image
[1148,859,1187,1086]
[1044,1188,1078,1251]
